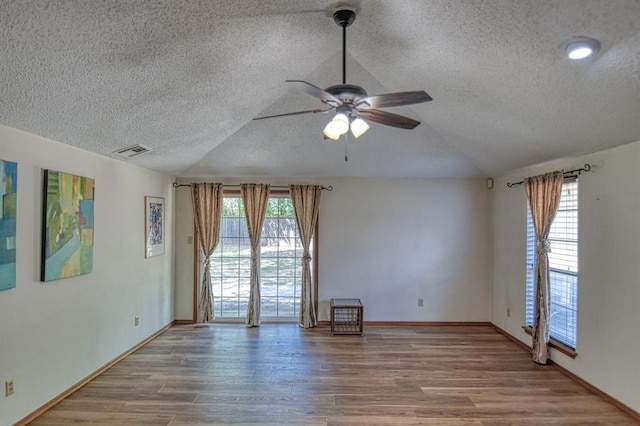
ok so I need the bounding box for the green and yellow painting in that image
[0,159,18,291]
[41,170,95,281]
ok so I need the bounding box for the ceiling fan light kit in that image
[323,110,350,140]
[253,6,432,141]
[323,113,370,140]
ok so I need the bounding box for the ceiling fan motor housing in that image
[325,84,368,104]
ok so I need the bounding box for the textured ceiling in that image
[1,0,639,178]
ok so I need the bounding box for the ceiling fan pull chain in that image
[344,133,349,162]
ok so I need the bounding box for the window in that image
[526,179,578,348]
[209,195,306,320]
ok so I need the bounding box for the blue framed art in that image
[0,159,17,291]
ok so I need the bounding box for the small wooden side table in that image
[330,298,363,335]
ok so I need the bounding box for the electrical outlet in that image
[135,316,140,326]
[5,379,14,396]
[507,308,511,317]
[187,235,193,244]
[418,298,424,307]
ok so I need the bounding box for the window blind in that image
[526,179,578,348]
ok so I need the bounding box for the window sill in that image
[522,326,577,359]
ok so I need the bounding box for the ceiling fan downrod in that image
[333,8,356,85]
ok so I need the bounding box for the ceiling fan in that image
[253,7,433,140]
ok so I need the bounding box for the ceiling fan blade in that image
[355,91,432,109]
[253,107,334,121]
[286,80,342,105]
[358,109,421,130]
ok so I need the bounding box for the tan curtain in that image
[190,183,223,323]
[289,185,322,328]
[241,184,270,327]
[525,171,564,364]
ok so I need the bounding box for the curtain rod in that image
[172,182,333,191]
[506,164,592,188]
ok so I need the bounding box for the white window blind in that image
[526,179,578,348]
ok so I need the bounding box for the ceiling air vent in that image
[112,144,152,159]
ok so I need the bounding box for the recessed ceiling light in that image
[564,37,600,60]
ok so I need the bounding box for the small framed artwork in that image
[145,196,165,258]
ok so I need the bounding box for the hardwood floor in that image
[30,324,638,425]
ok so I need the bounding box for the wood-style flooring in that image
[30,324,638,425]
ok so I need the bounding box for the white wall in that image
[174,177,492,323]
[491,140,640,412]
[0,125,175,426]
[318,178,491,321]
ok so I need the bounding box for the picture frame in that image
[145,196,165,258]
[41,169,95,281]
[0,159,18,291]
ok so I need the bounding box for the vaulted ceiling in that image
[1,1,639,178]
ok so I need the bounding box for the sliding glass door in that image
[209,195,308,320]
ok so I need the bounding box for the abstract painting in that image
[145,196,164,258]
[0,159,18,291]
[41,170,95,281]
